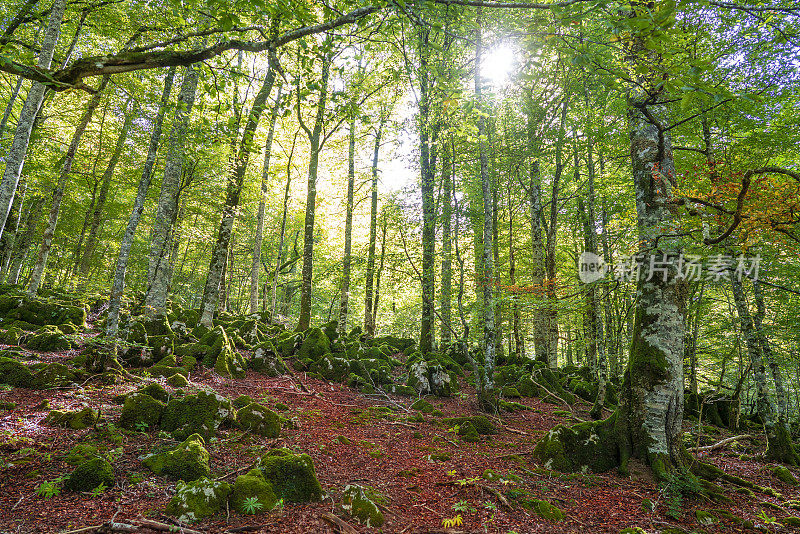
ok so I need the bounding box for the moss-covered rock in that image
[167,373,189,388]
[442,416,497,435]
[119,393,165,431]
[233,395,254,409]
[773,465,799,486]
[0,355,32,387]
[161,390,235,441]
[64,457,115,492]
[142,433,211,482]
[25,325,71,351]
[29,362,80,388]
[275,332,302,357]
[43,407,98,429]
[411,398,434,414]
[148,335,174,361]
[312,354,350,382]
[502,386,522,398]
[532,415,619,473]
[297,327,330,361]
[231,468,277,513]
[250,341,286,376]
[695,509,718,526]
[0,295,86,327]
[341,484,384,527]
[531,499,565,521]
[235,403,280,438]
[166,477,232,523]
[0,326,23,345]
[260,448,323,502]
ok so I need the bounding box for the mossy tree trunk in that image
[440,134,453,347]
[5,194,44,285]
[363,114,385,337]
[338,113,357,334]
[525,103,547,363]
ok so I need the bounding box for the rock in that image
[260,448,323,502]
[235,403,280,438]
[231,468,277,514]
[429,364,456,396]
[341,484,384,527]
[167,373,188,388]
[250,341,286,376]
[442,416,496,435]
[502,386,521,398]
[531,499,564,521]
[773,465,799,486]
[297,327,331,361]
[43,407,98,429]
[457,421,481,443]
[119,393,165,431]
[161,389,235,441]
[0,295,86,327]
[322,320,338,343]
[25,325,71,351]
[274,331,302,357]
[148,335,174,361]
[407,360,431,394]
[233,395,254,409]
[166,477,232,523]
[142,433,211,482]
[65,443,100,466]
[138,383,170,402]
[0,354,33,387]
[64,457,115,492]
[29,362,80,388]
[313,354,350,382]
[411,398,434,414]
[201,326,246,379]
[695,509,718,526]
[0,326,23,345]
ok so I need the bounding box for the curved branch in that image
[703,174,750,245]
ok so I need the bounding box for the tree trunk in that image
[418,26,436,353]
[475,7,496,411]
[363,118,384,337]
[0,77,23,150]
[271,132,296,319]
[106,66,176,338]
[27,75,112,296]
[78,97,134,278]
[250,86,281,315]
[373,212,387,329]
[199,64,277,327]
[297,51,332,332]
[146,64,199,316]
[508,182,522,362]
[0,177,25,276]
[526,112,547,362]
[440,135,453,346]
[338,114,356,333]
[0,0,66,242]
[5,195,44,285]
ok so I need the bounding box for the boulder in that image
[250,341,286,376]
[119,393,164,431]
[166,477,232,523]
[260,448,323,502]
[161,389,235,441]
[64,457,115,492]
[43,407,98,429]
[143,433,211,482]
[231,468,277,514]
[235,403,280,438]
[341,484,384,527]
[25,325,71,351]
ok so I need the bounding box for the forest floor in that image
[1,337,800,533]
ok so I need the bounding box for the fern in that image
[442,514,463,528]
[241,496,264,514]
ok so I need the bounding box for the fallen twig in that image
[320,512,358,534]
[480,484,512,510]
[135,518,205,534]
[215,459,261,481]
[688,434,754,453]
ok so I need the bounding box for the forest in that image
[0,0,799,532]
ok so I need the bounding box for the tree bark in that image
[297,50,332,332]
[271,132,296,319]
[199,64,277,327]
[440,135,453,346]
[250,86,281,315]
[0,177,25,276]
[0,77,23,150]
[145,64,199,316]
[78,97,134,278]
[363,117,384,337]
[338,114,357,333]
[5,194,44,285]
[0,0,67,243]
[106,66,176,338]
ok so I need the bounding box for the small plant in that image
[757,509,777,525]
[446,469,457,477]
[456,476,480,487]
[134,421,149,432]
[272,497,285,513]
[36,477,64,499]
[660,469,702,520]
[104,447,123,463]
[241,496,264,514]
[453,500,477,513]
[442,514,463,528]
[90,483,107,497]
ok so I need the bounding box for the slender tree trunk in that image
[0,177,25,275]
[78,97,134,278]
[146,64,199,316]
[526,118,547,362]
[338,114,357,333]
[418,27,436,353]
[6,195,44,285]
[475,7,496,410]
[0,0,66,242]
[297,51,332,332]
[440,135,453,346]
[373,213,387,328]
[106,66,176,338]
[27,75,112,296]
[364,118,384,337]
[199,65,277,327]
[0,77,23,149]
[250,86,281,315]
[271,132,296,319]
[509,187,522,362]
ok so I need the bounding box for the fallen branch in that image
[135,518,205,534]
[502,426,530,436]
[320,512,358,534]
[59,523,138,534]
[480,484,512,510]
[688,434,754,453]
[215,459,260,482]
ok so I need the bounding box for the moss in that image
[781,517,800,527]
[137,383,169,402]
[250,341,286,376]
[161,390,235,441]
[411,398,434,414]
[458,421,481,443]
[0,355,32,387]
[166,477,231,523]
[532,414,619,473]
[773,465,799,486]
[167,373,188,388]
[0,400,16,410]
[233,395,254,409]
[29,362,80,388]
[313,354,350,382]
[43,407,98,429]
[297,327,331,361]
[341,484,385,527]
[148,335,174,361]
[531,499,564,521]
[235,403,280,438]
[0,326,23,345]
[442,416,496,435]
[65,443,100,466]
[231,468,277,513]
[695,509,717,526]
[259,448,323,502]
[119,393,165,431]
[274,403,289,412]
[25,325,71,351]
[389,384,417,396]
[64,457,114,492]
[482,468,501,481]
[502,386,521,398]
[143,433,211,482]
[275,332,301,357]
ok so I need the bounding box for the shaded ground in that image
[1,344,799,533]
